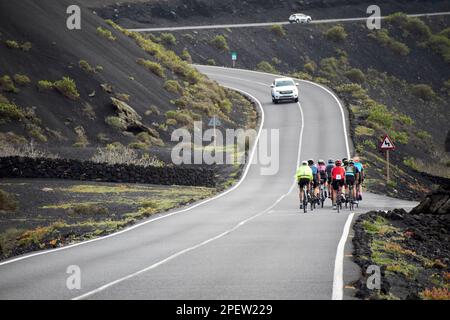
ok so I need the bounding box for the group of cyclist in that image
[296,157,364,211]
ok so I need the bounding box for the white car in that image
[271,78,299,104]
[289,13,312,24]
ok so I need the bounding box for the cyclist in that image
[331,159,345,210]
[345,159,359,203]
[317,159,328,198]
[342,158,349,195]
[308,159,319,202]
[326,159,334,199]
[353,156,364,201]
[296,160,313,210]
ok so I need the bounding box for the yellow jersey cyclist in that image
[296,160,313,210]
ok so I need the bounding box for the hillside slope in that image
[0,0,256,159]
[120,12,450,199]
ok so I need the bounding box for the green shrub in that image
[53,77,80,100]
[207,59,216,66]
[325,25,347,42]
[180,49,192,63]
[368,29,410,56]
[270,24,286,38]
[362,139,377,150]
[0,75,19,93]
[319,57,339,79]
[13,74,31,86]
[160,33,176,45]
[427,35,450,63]
[0,101,25,121]
[105,116,128,131]
[79,60,94,73]
[443,79,450,95]
[256,61,277,74]
[388,13,431,40]
[417,130,432,140]
[355,126,374,136]
[345,68,366,83]
[403,157,419,170]
[209,35,229,51]
[0,189,18,211]
[37,80,54,91]
[411,84,436,100]
[391,131,409,144]
[96,27,116,41]
[397,114,414,126]
[136,58,165,78]
[20,42,32,52]
[28,126,47,142]
[367,104,394,129]
[166,118,177,126]
[69,204,109,215]
[5,40,19,49]
[95,65,103,72]
[219,99,232,113]
[183,34,195,42]
[115,93,130,102]
[163,80,183,95]
[303,61,317,74]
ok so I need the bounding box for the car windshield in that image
[276,80,294,87]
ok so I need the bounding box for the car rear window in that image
[276,80,294,87]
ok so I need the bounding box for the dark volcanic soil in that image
[353,184,450,299]
[91,0,450,29]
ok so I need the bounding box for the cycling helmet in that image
[354,156,360,162]
[342,157,348,163]
[308,159,314,166]
[328,159,334,164]
[335,159,342,166]
[318,159,325,164]
[302,160,308,165]
[349,159,354,165]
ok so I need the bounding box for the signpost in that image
[208,116,222,149]
[231,51,237,68]
[379,135,395,182]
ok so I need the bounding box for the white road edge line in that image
[0,86,265,268]
[72,88,306,300]
[332,212,355,300]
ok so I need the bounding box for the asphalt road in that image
[0,66,417,300]
[127,11,450,32]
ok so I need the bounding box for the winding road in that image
[127,11,450,32]
[0,66,417,300]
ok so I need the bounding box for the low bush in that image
[270,24,286,38]
[96,27,116,41]
[20,42,32,52]
[391,131,409,144]
[397,114,414,126]
[164,80,183,95]
[403,157,419,170]
[160,33,176,45]
[345,68,366,83]
[256,61,277,74]
[0,189,18,211]
[367,103,394,129]
[303,61,317,74]
[325,25,347,42]
[207,59,216,66]
[427,34,450,63]
[180,49,192,63]
[0,101,25,121]
[5,40,19,49]
[53,77,80,100]
[137,58,165,78]
[79,60,94,73]
[0,75,19,93]
[417,130,432,140]
[209,35,229,51]
[37,80,53,91]
[105,116,128,131]
[69,204,109,215]
[411,84,436,100]
[368,29,410,56]
[13,74,31,86]
[388,13,431,40]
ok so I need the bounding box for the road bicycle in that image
[335,185,343,213]
[346,183,359,211]
[309,182,316,212]
[301,185,308,213]
[319,182,327,208]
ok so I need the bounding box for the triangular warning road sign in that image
[380,135,395,150]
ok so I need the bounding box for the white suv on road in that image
[289,13,312,24]
[271,78,299,104]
